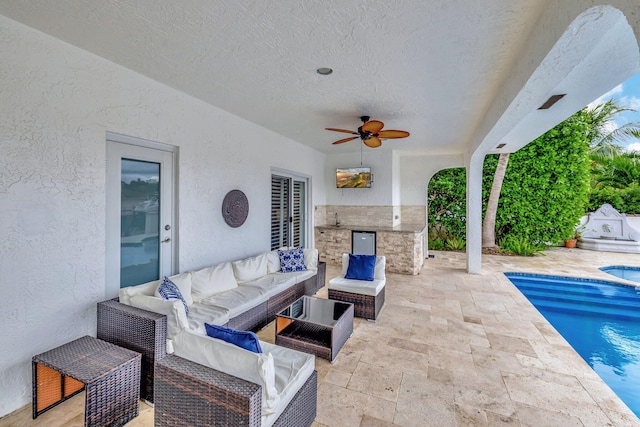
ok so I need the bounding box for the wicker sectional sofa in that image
[97,248,325,425]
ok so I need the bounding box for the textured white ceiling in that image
[0,1,637,155]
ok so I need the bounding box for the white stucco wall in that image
[400,153,465,206]
[0,16,326,416]
[325,150,394,206]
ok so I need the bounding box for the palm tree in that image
[586,99,640,156]
[592,152,640,189]
[482,153,509,248]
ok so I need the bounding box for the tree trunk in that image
[482,153,510,248]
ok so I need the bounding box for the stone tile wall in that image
[315,205,426,228]
[377,230,425,275]
[401,205,426,227]
[314,205,327,228]
[321,205,394,227]
[315,227,351,265]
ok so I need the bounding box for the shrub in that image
[444,236,466,251]
[428,237,445,250]
[499,237,547,256]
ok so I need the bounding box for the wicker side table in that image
[32,335,141,427]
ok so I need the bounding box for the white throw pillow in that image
[191,262,238,301]
[303,248,318,270]
[128,294,189,339]
[154,272,194,306]
[232,253,268,283]
[266,250,281,274]
[119,279,160,305]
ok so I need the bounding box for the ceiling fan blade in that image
[363,136,382,148]
[332,136,359,145]
[326,128,358,135]
[361,120,384,133]
[377,130,410,139]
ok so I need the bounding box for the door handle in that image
[161,237,171,243]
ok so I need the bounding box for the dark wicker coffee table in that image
[276,296,354,361]
[32,335,141,427]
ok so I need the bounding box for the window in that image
[271,172,308,249]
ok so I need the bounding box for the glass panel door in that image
[120,159,161,287]
[106,135,175,298]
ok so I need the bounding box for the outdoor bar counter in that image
[315,224,426,275]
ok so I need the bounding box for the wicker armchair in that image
[155,354,317,427]
[328,255,386,321]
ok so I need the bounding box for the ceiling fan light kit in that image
[326,116,410,148]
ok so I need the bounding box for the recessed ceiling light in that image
[496,143,507,149]
[316,67,333,75]
[538,94,566,110]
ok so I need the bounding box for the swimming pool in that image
[505,272,640,418]
[600,266,640,283]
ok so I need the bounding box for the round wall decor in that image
[222,189,249,228]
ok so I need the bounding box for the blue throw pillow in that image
[345,254,376,281]
[278,247,307,273]
[204,323,262,353]
[157,276,189,316]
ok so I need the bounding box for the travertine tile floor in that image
[3,248,640,426]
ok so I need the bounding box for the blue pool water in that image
[505,272,640,417]
[600,266,640,283]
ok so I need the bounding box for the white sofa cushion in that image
[119,279,159,305]
[154,272,194,306]
[191,262,238,301]
[233,253,268,283]
[172,330,280,418]
[128,294,189,339]
[261,342,315,427]
[291,269,316,283]
[328,276,385,296]
[186,303,230,334]
[240,274,297,298]
[199,285,267,318]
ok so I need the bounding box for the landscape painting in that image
[336,167,372,188]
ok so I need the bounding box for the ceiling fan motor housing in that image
[357,126,373,140]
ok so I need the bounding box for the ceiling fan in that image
[326,116,410,148]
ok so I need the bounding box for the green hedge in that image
[428,110,592,247]
[587,183,640,214]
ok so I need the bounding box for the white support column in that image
[466,154,484,274]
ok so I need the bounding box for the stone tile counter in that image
[315,224,426,275]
